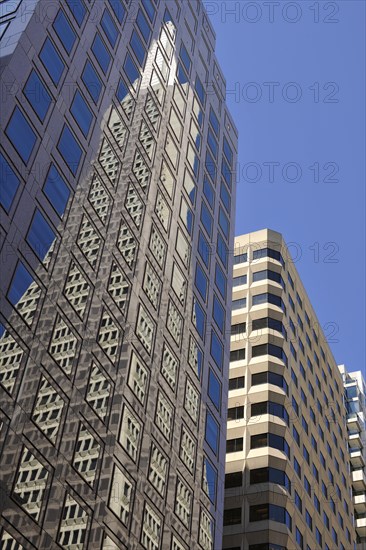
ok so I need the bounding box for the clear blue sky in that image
[212,1,365,376]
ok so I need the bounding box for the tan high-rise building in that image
[339,366,366,550]
[223,229,357,550]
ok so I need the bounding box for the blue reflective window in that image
[180,44,191,74]
[208,370,221,411]
[92,33,111,74]
[217,232,228,269]
[116,77,131,105]
[39,38,65,85]
[198,231,210,268]
[223,136,233,166]
[195,263,208,302]
[177,62,189,86]
[180,200,193,235]
[0,152,20,211]
[65,0,86,26]
[7,262,37,307]
[82,60,103,103]
[203,457,217,503]
[101,9,119,47]
[205,151,216,182]
[53,10,76,54]
[70,90,93,136]
[58,125,83,175]
[222,157,232,188]
[108,0,125,23]
[209,108,219,136]
[220,181,231,212]
[130,29,146,66]
[142,0,155,21]
[201,201,213,237]
[24,70,52,122]
[203,175,214,209]
[43,164,70,217]
[215,263,226,299]
[27,209,56,262]
[193,298,206,340]
[6,107,37,164]
[195,76,206,104]
[205,411,219,454]
[136,9,151,43]
[124,53,140,88]
[207,128,218,158]
[211,330,223,370]
[213,294,225,333]
[219,207,229,239]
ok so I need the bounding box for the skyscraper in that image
[0,1,237,548]
[223,230,357,550]
[339,366,366,550]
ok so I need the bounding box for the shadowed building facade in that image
[223,230,357,550]
[0,1,237,548]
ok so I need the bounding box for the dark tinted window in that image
[0,152,20,211]
[70,90,93,136]
[6,107,37,163]
[43,164,70,216]
[53,10,76,54]
[136,9,151,43]
[27,210,56,262]
[58,125,83,175]
[101,9,119,47]
[39,38,65,85]
[65,0,86,26]
[225,472,242,488]
[92,33,111,73]
[24,70,52,121]
[108,0,125,23]
[82,60,103,103]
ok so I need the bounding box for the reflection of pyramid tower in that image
[0,1,238,548]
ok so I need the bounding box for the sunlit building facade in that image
[340,366,366,550]
[0,1,237,548]
[223,230,357,550]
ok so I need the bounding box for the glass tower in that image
[0,1,238,548]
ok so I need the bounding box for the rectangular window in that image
[195,76,206,104]
[232,298,246,310]
[233,275,247,287]
[70,90,93,136]
[23,70,52,121]
[198,230,210,267]
[0,152,20,211]
[6,107,37,164]
[53,10,76,54]
[58,125,83,175]
[40,38,65,85]
[229,376,245,390]
[230,349,245,362]
[226,438,243,453]
[82,60,103,103]
[101,8,119,47]
[92,33,111,74]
